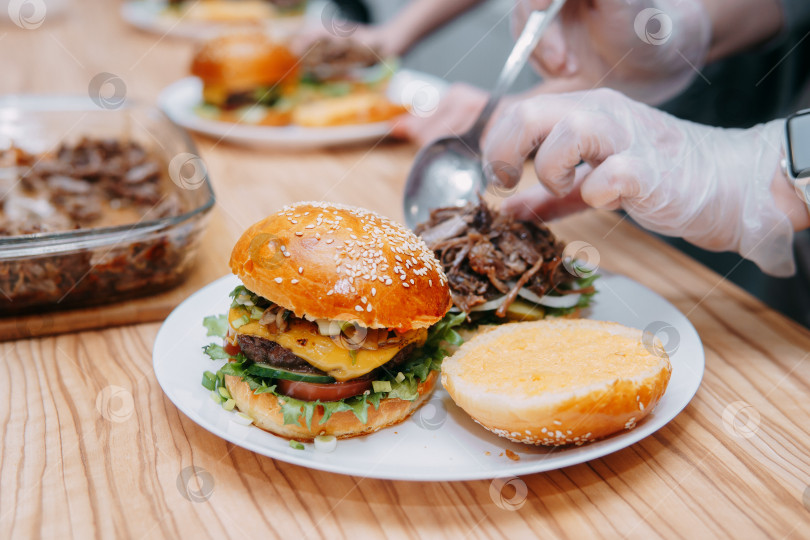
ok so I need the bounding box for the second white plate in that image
[158,70,448,149]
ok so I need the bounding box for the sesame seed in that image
[295,232,303,236]
[371,288,376,296]
[298,267,303,274]
[305,224,315,229]
[366,304,372,312]
[274,278,282,283]
[361,296,367,303]
[355,306,364,312]
[291,279,299,284]
[553,420,562,425]
[325,238,334,244]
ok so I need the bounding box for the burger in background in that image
[191,33,406,127]
[201,202,463,441]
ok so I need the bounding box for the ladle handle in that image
[464,0,567,147]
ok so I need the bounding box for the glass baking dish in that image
[0,95,215,314]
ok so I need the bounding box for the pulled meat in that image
[0,137,195,315]
[2,137,184,232]
[300,38,380,81]
[415,199,574,316]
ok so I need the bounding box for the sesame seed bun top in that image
[229,202,452,330]
[191,32,298,92]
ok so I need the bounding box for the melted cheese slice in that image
[229,307,427,381]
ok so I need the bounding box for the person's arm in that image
[290,0,483,58]
[702,0,784,62]
[378,0,486,56]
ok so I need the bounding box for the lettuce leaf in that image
[203,314,229,338]
[202,343,231,360]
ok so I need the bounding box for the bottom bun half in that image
[225,370,438,442]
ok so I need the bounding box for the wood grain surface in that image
[2,2,810,538]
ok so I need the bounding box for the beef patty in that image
[236,334,417,381]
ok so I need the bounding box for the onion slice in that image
[451,287,582,313]
[469,296,508,312]
[516,287,581,308]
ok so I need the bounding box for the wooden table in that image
[3,2,810,538]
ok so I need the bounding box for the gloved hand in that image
[512,0,711,105]
[482,88,796,277]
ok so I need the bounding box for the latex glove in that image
[391,83,489,146]
[482,88,795,277]
[511,0,711,105]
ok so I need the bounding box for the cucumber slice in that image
[505,299,545,321]
[246,363,335,384]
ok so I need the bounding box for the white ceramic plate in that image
[120,1,305,41]
[153,273,704,481]
[157,70,448,149]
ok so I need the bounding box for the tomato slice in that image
[277,378,372,402]
[223,340,241,356]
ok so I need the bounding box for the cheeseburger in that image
[191,33,406,127]
[191,32,299,124]
[203,202,458,441]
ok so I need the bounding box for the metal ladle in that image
[402,0,567,230]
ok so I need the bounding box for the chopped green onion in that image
[218,387,231,400]
[223,399,236,411]
[210,390,223,404]
[232,412,253,426]
[202,371,217,391]
[250,306,265,320]
[395,372,405,383]
[314,435,337,453]
[372,380,392,393]
[289,440,305,450]
[231,315,250,329]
